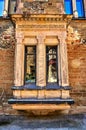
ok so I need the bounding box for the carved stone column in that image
[3,0,9,17]
[14,32,24,86]
[72,0,78,18]
[36,34,46,87]
[59,33,69,86]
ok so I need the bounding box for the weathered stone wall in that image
[17,0,64,14]
[0,19,15,97]
[67,20,86,106]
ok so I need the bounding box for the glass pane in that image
[47,46,57,83]
[26,46,36,54]
[25,47,36,84]
[64,0,73,14]
[76,0,85,17]
[9,0,16,14]
[47,46,57,54]
[0,0,4,16]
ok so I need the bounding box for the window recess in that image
[46,46,58,83]
[25,46,36,84]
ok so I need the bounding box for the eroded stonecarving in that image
[0,22,15,49]
[20,0,64,14]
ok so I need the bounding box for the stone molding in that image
[16,31,24,44]
[36,33,46,44]
[11,14,72,23]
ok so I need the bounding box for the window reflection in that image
[46,46,58,83]
[25,46,36,83]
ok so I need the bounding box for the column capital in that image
[16,31,24,44]
[58,32,66,43]
[36,33,46,44]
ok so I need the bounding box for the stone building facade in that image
[0,0,86,112]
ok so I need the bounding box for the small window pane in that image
[76,0,85,17]
[0,0,4,16]
[25,46,36,84]
[46,46,57,54]
[9,0,16,14]
[26,46,36,54]
[64,0,73,14]
[46,46,58,83]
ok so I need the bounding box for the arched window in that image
[76,0,85,17]
[0,0,4,16]
[64,0,73,14]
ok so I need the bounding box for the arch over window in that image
[0,0,4,16]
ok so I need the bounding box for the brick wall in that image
[67,20,86,106]
[0,19,15,97]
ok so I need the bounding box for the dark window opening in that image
[25,46,36,84]
[46,46,58,83]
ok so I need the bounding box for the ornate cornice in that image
[11,14,72,24]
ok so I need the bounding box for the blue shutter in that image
[0,0,4,16]
[64,0,73,14]
[76,0,85,17]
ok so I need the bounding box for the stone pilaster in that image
[72,0,78,18]
[59,33,69,86]
[36,34,46,87]
[58,43,61,86]
[3,0,9,17]
[14,32,24,86]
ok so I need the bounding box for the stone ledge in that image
[12,104,70,111]
[11,84,72,90]
[8,98,74,105]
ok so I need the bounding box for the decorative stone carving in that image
[23,1,44,14]
[16,31,24,44]
[20,0,64,14]
[11,14,72,24]
[59,34,69,86]
[12,14,72,88]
